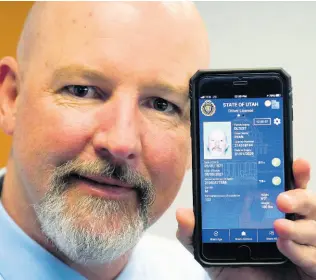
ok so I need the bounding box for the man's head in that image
[0,1,209,265]
[208,129,229,156]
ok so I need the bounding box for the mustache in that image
[50,158,156,209]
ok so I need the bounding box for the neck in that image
[1,158,130,280]
[68,256,130,280]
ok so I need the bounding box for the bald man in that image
[205,129,230,159]
[0,2,314,280]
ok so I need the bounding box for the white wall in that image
[148,1,316,240]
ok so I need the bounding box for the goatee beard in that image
[33,158,155,265]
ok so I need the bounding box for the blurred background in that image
[0,1,315,241]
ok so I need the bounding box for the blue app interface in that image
[200,97,284,243]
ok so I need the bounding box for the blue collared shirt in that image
[0,168,86,279]
[0,202,87,279]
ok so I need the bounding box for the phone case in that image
[190,68,294,267]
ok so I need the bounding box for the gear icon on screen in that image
[274,118,281,125]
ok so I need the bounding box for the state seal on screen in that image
[201,100,216,116]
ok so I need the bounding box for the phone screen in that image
[199,77,285,244]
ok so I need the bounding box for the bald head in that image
[17,1,210,79]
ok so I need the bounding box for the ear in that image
[0,57,19,136]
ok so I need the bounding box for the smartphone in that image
[190,69,294,266]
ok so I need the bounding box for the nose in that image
[92,90,142,165]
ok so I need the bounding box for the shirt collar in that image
[0,168,86,280]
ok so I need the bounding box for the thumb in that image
[176,208,195,254]
[293,158,311,189]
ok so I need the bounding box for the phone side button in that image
[236,245,251,261]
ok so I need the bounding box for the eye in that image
[148,97,179,114]
[62,85,101,99]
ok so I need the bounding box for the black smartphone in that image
[190,69,294,266]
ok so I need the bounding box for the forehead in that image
[26,2,206,90]
[209,131,225,139]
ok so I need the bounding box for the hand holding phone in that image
[190,69,294,266]
[176,158,313,279]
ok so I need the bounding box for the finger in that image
[276,189,316,218]
[277,238,316,276]
[176,208,194,253]
[274,219,316,247]
[293,158,311,189]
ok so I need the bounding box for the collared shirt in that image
[0,169,86,280]
[0,168,210,280]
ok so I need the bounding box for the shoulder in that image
[0,168,6,177]
[119,233,210,280]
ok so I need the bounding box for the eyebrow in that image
[51,64,116,87]
[141,82,189,99]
